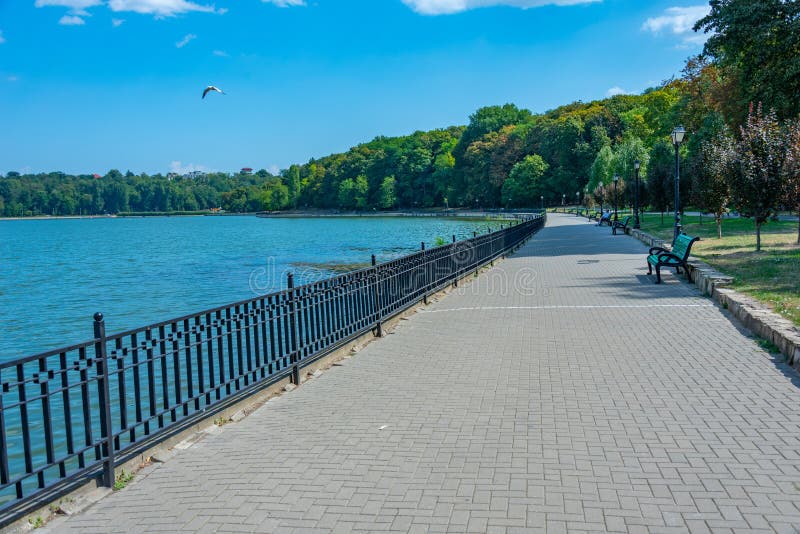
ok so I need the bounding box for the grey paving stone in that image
[54,214,800,533]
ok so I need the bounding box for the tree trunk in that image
[756,220,762,251]
[699,213,703,225]
[660,211,664,225]
[716,216,722,239]
[797,205,799,244]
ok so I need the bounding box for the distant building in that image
[241,167,253,175]
[185,171,206,179]
[92,173,102,179]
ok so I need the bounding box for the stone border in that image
[622,225,800,369]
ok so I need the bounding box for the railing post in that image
[287,273,300,385]
[372,254,382,337]
[93,313,115,489]
[421,242,428,305]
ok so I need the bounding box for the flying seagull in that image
[202,85,226,99]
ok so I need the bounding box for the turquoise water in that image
[0,215,502,360]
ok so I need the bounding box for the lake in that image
[0,215,504,360]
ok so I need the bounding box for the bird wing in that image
[202,87,211,99]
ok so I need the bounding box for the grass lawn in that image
[636,213,800,327]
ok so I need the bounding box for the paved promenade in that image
[53,214,800,533]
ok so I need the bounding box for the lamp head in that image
[634,160,640,171]
[613,174,619,183]
[671,126,686,146]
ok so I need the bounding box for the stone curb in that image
[624,225,800,368]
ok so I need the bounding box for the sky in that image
[0,0,712,176]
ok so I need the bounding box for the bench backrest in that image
[671,233,699,260]
[622,216,631,226]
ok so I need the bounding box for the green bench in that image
[612,216,631,235]
[646,233,700,284]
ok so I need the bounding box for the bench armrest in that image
[649,246,668,255]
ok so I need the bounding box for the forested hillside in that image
[2,1,798,219]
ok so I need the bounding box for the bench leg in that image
[655,265,662,284]
[647,262,653,275]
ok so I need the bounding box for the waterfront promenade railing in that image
[0,214,545,525]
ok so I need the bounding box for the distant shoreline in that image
[1,209,535,222]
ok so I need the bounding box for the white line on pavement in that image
[422,304,715,313]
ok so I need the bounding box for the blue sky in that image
[0,0,710,175]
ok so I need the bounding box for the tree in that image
[695,0,800,121]
[337,175,368,210]
[338,179,356,209]
[646,140,675,224]
[614,136,650,208]
[728,104,786,251]
[378,176,397,209]
[692,133,733,238]
[283,165,301,208]
[783,118,800,244]
[353,175,369,209]
[589,145,615,192]
[592,183,605,212]
[501,155,548,208]
[605,178,626,218]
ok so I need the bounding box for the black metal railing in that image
[0,214,545,525]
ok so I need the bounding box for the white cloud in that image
[36,0,97,25]
[268,165,280,175]
[212,49,228,56]
[108,0,223,17]
[402,0,598,15]
[7,75,19,82]
[112,18,125,26]
[34,0,102,8]
[262,0,306,6]
[37,0,224,22]
[169,161,209,174]
[59,14,86,24]
[176,33,196,48]
[642,5,710,45]
[606,86,628,97]
[0,31,5,44]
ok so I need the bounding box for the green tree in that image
[646,140,675,223]
[695,0,800,121]
[501,154,548,208]
[378,176,397,209]
[589,145,615,191]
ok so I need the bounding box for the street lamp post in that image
[671,126,686,240]
[562,193,566,207]
[633,159,641,229]
[540,195,544,211]
[612,174,619,222]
